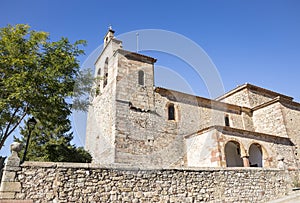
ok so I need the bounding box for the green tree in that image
[15,120,92,163]
[0,24,92,162]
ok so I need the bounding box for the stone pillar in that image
[0,142,22,199]
[242,156,250,167]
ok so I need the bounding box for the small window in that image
[225,115,230,127]
[138,70,144,85]
[168,104,175,120]
[96,69,101,96]
[103,73,108,87]
[103,58,108,88]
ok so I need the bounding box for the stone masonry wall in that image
[281,103,300,165]
[85,39,121,164]
[114,87,250,167]
[247,90,274,108]
[252,102,288,138]
[112,52,255,168]
[185,126,296,169]
[219,88,252,108]
[14,162,295,203]
[219,88,274,109]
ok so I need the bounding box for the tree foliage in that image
[0,24,92,162]
[15,120,92,163]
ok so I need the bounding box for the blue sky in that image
[1,0,300,155]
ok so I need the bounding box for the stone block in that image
[1,171,16,182]
[0,192,15,199]
[0,200,33,203]
[6,157,20,167]
[0,182,21,192]
[3,166,21,172]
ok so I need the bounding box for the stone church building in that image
[86,28,300,169]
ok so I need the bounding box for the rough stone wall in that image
[114,53,160,166]
[185,127,296,168]
[85,87,116,164]
[247,89,274,107]
[15,162,294,203]
[218,129,295,168]
[219,88,274,109]
[281,103,300,165]
[116,53,155,111]
[252,102,288,138]
[114,81,250,167]
[86,35,300,169]
[219,88,252,108]
[241,111,255,131]
[85,39,121,164]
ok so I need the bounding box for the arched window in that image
[103,58,108,88]
[138,70,144,85]
[96,68,101,96]
[168,103,175,120]
[225,141,243,167]
[225,115,230,127]
[249,143,263,167]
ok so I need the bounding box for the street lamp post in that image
[0,127,3,140]
[21,117,37,164]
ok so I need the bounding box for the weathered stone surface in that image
[0,200,32,203]
[85,29,300,170]
[0,192,15,199]
[6,158,20,167]
[0,182,21,192]
[3,166,20,172]
[11,162,297,202]
[0,142,22,200]
[1,171,16,182]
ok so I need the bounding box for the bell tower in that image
[85,27,122,164]
[86,27,157,165]
[104,26,115,47]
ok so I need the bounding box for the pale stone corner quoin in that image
[0,142,32,202]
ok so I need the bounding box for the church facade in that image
[85,28,300,169]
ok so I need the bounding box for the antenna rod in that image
[136,32,139,53]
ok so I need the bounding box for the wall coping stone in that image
[0,200,33,203]
[21,161,283,172]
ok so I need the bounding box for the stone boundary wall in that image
[4,162,296,202]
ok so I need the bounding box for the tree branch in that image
[0,107,27,150]
[7,111,27,137]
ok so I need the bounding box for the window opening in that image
[103,58,108,88]
[168,104,175,120]
[225,115,230,127]
[138,70,144,85]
